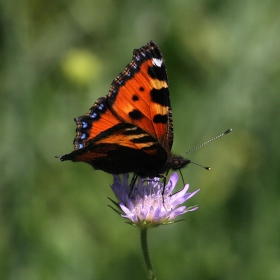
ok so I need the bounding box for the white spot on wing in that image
[125,127,138,131]
[152,58,163,67]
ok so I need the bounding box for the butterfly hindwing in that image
[73,96,121,150]
[61,123,168,176]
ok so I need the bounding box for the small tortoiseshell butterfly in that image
[57,41,191,178]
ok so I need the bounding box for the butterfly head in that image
[170,155,191,171]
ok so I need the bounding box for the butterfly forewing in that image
[108,41,173,152]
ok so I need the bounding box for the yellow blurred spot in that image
[61,49,101,86]
[150,79,168,89]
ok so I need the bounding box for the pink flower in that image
[110,172,200,227]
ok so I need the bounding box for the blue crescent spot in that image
[90,113,97,119]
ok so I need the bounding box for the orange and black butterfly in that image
[57,41,191,178]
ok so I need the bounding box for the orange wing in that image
[73,41,173,154]
[73,96,121,150]
[58,42,187,177]
[108,41,173,152]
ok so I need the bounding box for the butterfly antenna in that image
[189,161,211,170]
[184,129,232,155]
[179,169,186,185]
[182,128,232,170]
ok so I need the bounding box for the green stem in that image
[140,227,157,280]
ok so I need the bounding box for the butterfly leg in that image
[179,169,185,186]
[129,173,138,198]
[141,174,169,204]
[161,173,168,205]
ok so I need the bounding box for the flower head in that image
[110,172,200,227]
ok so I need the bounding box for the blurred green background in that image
[1,0,280,279]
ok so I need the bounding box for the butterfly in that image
[57,41,191,178]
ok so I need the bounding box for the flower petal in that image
[109,172,199,227]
